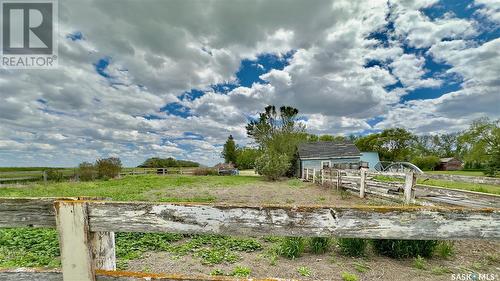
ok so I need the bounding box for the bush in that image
[412,156,441,171]
[279,237,305,259]
[95,157,122,179]
[372,239,438,258]
[254,150,290,181]
[193,168,219,176]
[236,147,261,169]
[309,237,330,254]
[78,162,96,181]
[337,238,368,257]
[46,170,64,182]
[435,241,454,259]
[341,272,359,281]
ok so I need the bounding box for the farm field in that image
[0,174,499,280]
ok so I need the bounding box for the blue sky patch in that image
[67,31,84,41]
[94,57,112,79]
[160,102,193,118]
[236,51,294,87]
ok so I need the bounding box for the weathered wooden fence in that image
[303,168,416,204]
[419,173,500,186]
[1,197,499,281]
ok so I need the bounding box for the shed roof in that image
[440,157,461,163]
[298,141,361,159]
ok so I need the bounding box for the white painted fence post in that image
[313,169,316,183]
[404,172,416,204]
[337,170,342,190]
[321,169,324,185]
[55,200,117,281]
[306,169,309,181]
[360,168,367,198]
[55,201,95,281]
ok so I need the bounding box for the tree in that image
[236,147,260,169]
[459,118,500,176]
[222,135,238,164]
[246,105,306,178]
[254,149,290,181]
[139,157,199,168]
[95,157,122,179]
[354,128,415,161]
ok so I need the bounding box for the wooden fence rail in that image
[1,197,499,281]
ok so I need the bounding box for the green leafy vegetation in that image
[337,238,368,257]
[413,255,427,270]
[371,239,438,258]
[138,157,200,168]
[309,237,330,254]
[341,271,359,281]
[435,241,454,259]
[230,266,251,277]
[297,266,312,277]
[222,135,238,165]
[353,262,370,273]
[278,237,305,259]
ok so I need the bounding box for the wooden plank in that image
[359,169,366,198]
[55,201,95,281]
[83,201,500,240]
[0,197,106,228]
[0,269,294,281]
[404,172,416,204]
[90,231,116,270]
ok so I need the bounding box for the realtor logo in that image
[1,0,58,68]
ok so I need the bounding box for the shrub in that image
[412,156,441,171]
[309,237,330,254]
[254,150,290,181]
[435,241,454,259]
[337,238,367,257]
[78,162,96,181]
[279,237,305,259]
[193,168,218,176]
[372,239,438,258]
[413,255,427,270]
[95,157,122,179]
[46,169,64,182]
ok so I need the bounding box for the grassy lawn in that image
[0,175,263,201]
[418,178,500,195]
[426,170,499,178]
[374,175,500,195]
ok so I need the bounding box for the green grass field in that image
[426,170,499,177]
[0,175,262,201]
[374,175,500,195]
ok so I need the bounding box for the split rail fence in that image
[0,197,499,281]
[303,168,415,204]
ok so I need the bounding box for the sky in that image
[0,0,499,167]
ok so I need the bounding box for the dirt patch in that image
[126,239,500,281]
[143,179,390,206]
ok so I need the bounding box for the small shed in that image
[438,157,463,171]
[298,141,361,177]
[360,152,380,171]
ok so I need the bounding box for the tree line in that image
[222,105,499,179]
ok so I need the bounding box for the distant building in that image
[438,157,463,171]
[297,141,361,177]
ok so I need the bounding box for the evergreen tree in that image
[222,135,238,164]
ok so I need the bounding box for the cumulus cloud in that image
[0,0,498,166]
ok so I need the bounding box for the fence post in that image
[336,170,341,190]
[162,168,166,176]
[360,168,367,198]
[404,172,416,204]
[55,201,95,281]
[321,169,324,185]
[90,231,116,270]
[306,169,309,181]
[312,169,316,183]
[43,171,47,182]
